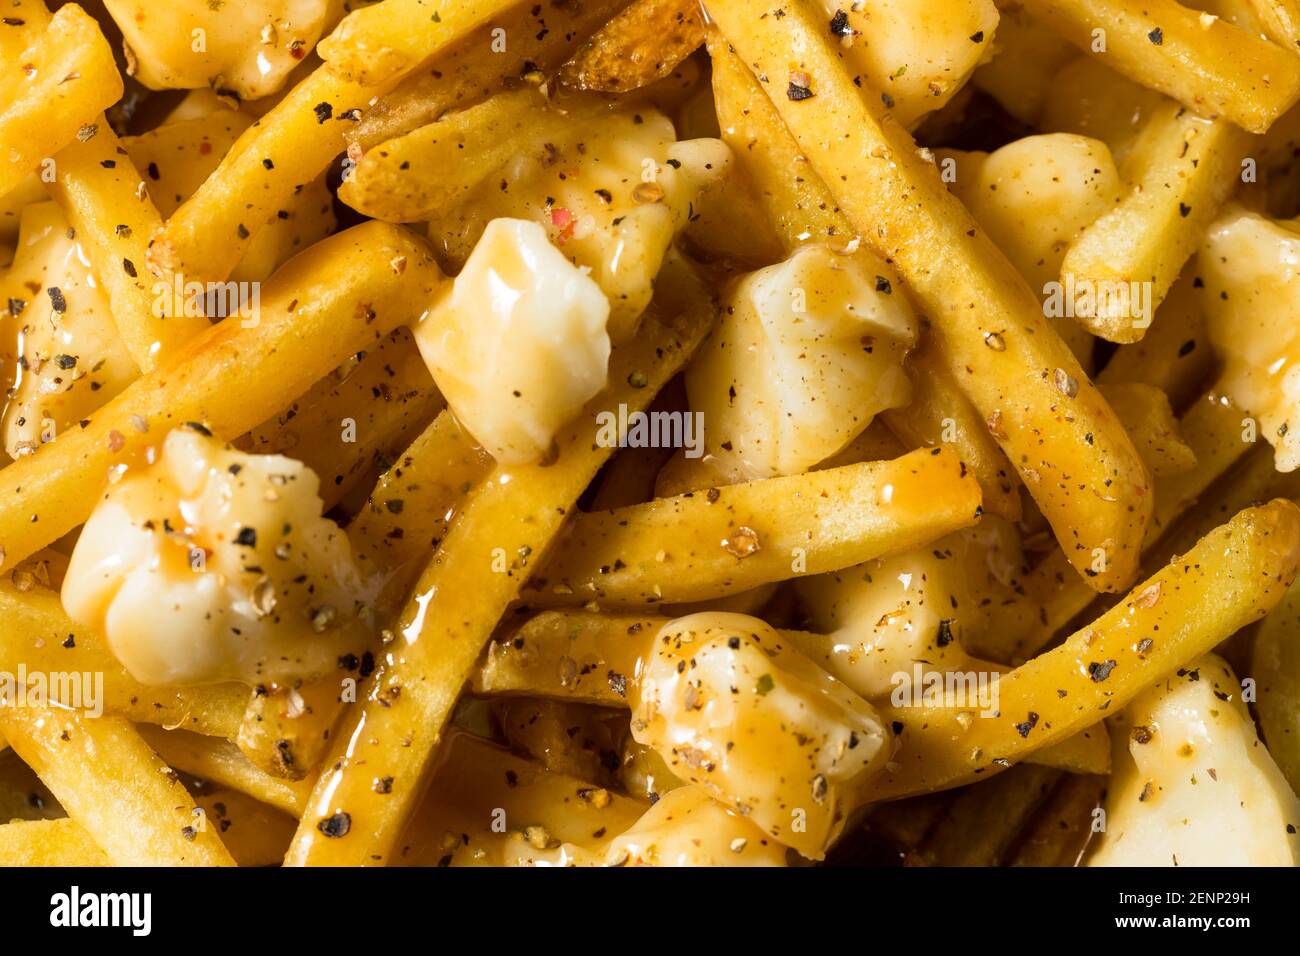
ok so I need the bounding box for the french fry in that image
[1097,270,1212,411]
[137,725,312,819]
[1059,102,1249,342]
[1253,574,1300,795]
[531,448,981,609]
[284,255,716,865]
[0,818,108,867]
[881,344,1022,522]
[0,579,246,737]
[238,327,443,512]
[0,5,123,199]
[0,708,237,865]
[707,0,1153,592]
[1021,0,1300,134]
[47,121,209,371]
[1006,773,1107,866]
[1098,383,1196,477]
[349,0,630,148]
[560,0,705,93]
[319,0,535,87]
[866,499,1300,800]
[342,88,617,223]
[0,747,60,822]
[147,69,386,284]
[0,221,445,572]
[191,788,297,868]
[971,1,1078,125]
[394,731,646,866]
[1246,0,1300,47]
[915,764,1062,866]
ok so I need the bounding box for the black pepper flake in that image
[47,288,66,313]
[1178,339,1196,356]
[262,158,275,169]
[54,354,76,370]
[122,258,137,277]
[115,224,131,238]
[146,162,160,180]
[99,159,116,169]
[314,102,334,123]
[374,776,393,794]
[607,671,627,697]
[881,91,895,108]
[237,223,250,239]
[1014,711,1039,737]
[317,812,351,837]
[787,81,813,101]
[1088,659,1117,682]
[970,30,984,42]
[7,297,26,317]
[1179,202,1191,218]
[875,275,892,294]
[829,9,850,35]
[234,526,258,548]
[935,619,954,647]
[1148,27,1163,45]
[385,499,405,514]
[182,421,213,436]
[62,635,75,648]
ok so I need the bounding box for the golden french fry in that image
[1253,575,1300,795]
[868,499,1300,799]
[531,447,981,608]
[1006,773,1107,867]
[0,747,60,822]
[1059,102,1249,343]
[192,788,297,868]
[319,0,532,86]
[0,818,109,867]
[1099,383,1196,477]
[0,578,245,736]
[0,5,123,199]
[1022,0,1300,134]
[1097,270,1211,411]
[0,221,445,572]
[560,0,705,93]
[234,679,344,782]
[706,0,1153,592]
[916,764,1063,866]
[47,121,209,370]
[350,0,630,148]
[138,725,311,818]
[239,327,443,512]
[1246,0,1300,46]
[394,731,646,866]
[0,708,237,865]
[284,256,716,866]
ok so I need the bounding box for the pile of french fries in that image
[1,0,1299,868]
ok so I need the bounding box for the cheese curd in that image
[813,0,999,129]
[604,785,788,867]
[940,134,1123,366]
[1,202,136,460]
[435,108,729,342]
[630,612,890,859]
[1200,205,1300,471]
[1088,655,1300,866]
[62,427,374,686]
[103,0,336,101]
[794,530,1017,701]
[413,218,610,465]
[686,244,917,478]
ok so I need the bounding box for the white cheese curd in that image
[435,108,729,342]
[630,612,891,859]
[686,244,917,478]
[413,217,611,465]
[1,202,136,460]
[103,0,336,101]
[1200,205,1300,471]
[1089,655,1300,866]
[603,785,789,867]
[62,426,375,687]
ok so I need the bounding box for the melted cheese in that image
[413,217,611,465]
[103,0,336,101]
[685,243,917,478]
[62,427,374,686]
[1,202,135,460]
[630,612,890,859]
[1200,205,1300,471]
[435,108,729,342]
[1089,655,1300,866]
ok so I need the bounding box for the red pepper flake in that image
[550,206,576,244]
